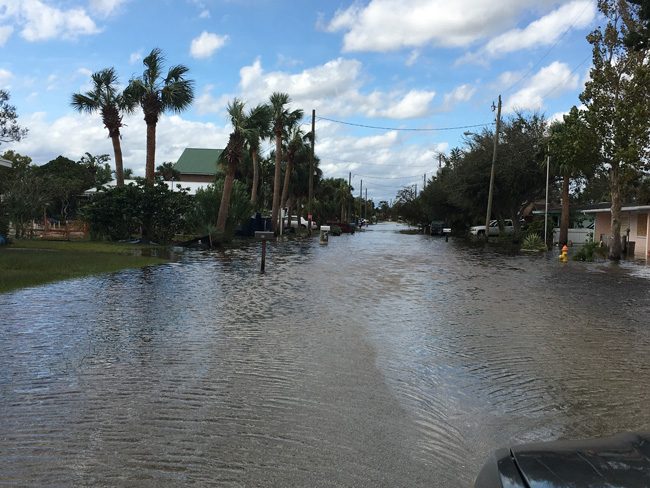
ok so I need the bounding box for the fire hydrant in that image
[559,244,569,263]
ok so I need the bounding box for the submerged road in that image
[2,222,650,486]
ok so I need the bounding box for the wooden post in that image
[261,240,267,273]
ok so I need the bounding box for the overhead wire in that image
[501,0,595,95]
[316,116,494,132]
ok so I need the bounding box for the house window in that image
[638,214,648,237]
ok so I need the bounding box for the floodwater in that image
[2,222,650,487]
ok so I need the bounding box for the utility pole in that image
[359,179,363,222]
[348,171,352,222]
[438,153,442,169]
[484,94,502,241]
[308,109,315,236]
[423,173,426,190]
[544,144,550,247]
[365,188,368,220]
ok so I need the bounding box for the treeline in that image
[397,0,650,260]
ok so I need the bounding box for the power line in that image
[316,116,494,132]
[540,54,591,100]
[502,1,594,95]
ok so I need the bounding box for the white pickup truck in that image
[470,219,514,237]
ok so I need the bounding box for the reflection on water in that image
[2,223,650,486]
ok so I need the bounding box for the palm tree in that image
[269,92,303,232]
[216,99,250,234]
[281,126,309,209]
[127,48,194,183]
[548,106,598,247]
[244,104,272,207]
[71,68,135,187]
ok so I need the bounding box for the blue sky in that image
[1,0,597,202]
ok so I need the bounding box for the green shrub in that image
[572,240,606,261]
[521,233,547,251]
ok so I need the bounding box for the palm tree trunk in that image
[271,135,282,232]
[559,174,570,247]
[145,122,156,183]
[609,164,622,260]
[250,150,259,206]
[216,162,236,234]
[281,158,293,209]
[111,133,125,187]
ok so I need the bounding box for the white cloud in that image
[7,110,231,176]
[461,1,596,63]
[199,9,210,19]
[76,67,93,78]
[89,0,127,17]
[238,57,435,119]
[326,0,556,52]
[0,68,13,88]
[129,50,143,64]
[442,83,476,109]
[405,50,420,67]
[0,0,100,42]
[504,61,579,112]
[190,31,229,59]
[195,84,231,115]
[0,25,13,45]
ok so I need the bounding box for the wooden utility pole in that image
[308,109,315,235]
[348,171,352,222]
[359,179,363,221]
[365,188,368,220]
[484,94,502,241]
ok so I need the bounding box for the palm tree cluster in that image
[216,92,313,234]
[71,48,194,186]
[73,52,321,238]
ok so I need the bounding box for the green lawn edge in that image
[0,240,169,294]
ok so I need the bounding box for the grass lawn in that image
[0,239,168,293]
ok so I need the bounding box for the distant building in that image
[0,157,12,168]
[173,148,223,183]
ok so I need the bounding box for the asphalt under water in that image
[2,222,650,487]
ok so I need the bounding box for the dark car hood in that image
[475,432,650,488]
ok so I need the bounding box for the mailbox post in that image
[255,231,275,273]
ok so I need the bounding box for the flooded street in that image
[2,222,650,487]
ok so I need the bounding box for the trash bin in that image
[319,225,330,245]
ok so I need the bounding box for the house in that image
[0,157,12,168]
[583,204,650,258]
[173,148,223,183]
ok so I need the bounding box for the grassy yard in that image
[0,239,168,293]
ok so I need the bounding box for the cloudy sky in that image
[1,0,596,202]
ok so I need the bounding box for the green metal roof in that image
[174,148,223,175]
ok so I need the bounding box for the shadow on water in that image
[1,222,650,486]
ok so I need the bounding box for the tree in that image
[216,99,250,234]
[625,0,650,49]
[0,90,27,145]
[269,92,303,232]
[71,68,136,187]
[580,0,650,259]
[244,104,271,207]
[156,162,180,181]
[36,156,95,221]
[80,152,113,187]
[548,107,599,246]
[127,48,194,183]
[280,125,309,219]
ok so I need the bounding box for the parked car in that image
[290,216,318,230]
[470,219,514,237]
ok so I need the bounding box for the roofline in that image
[583,205,650,213]
[0,158,12,168]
